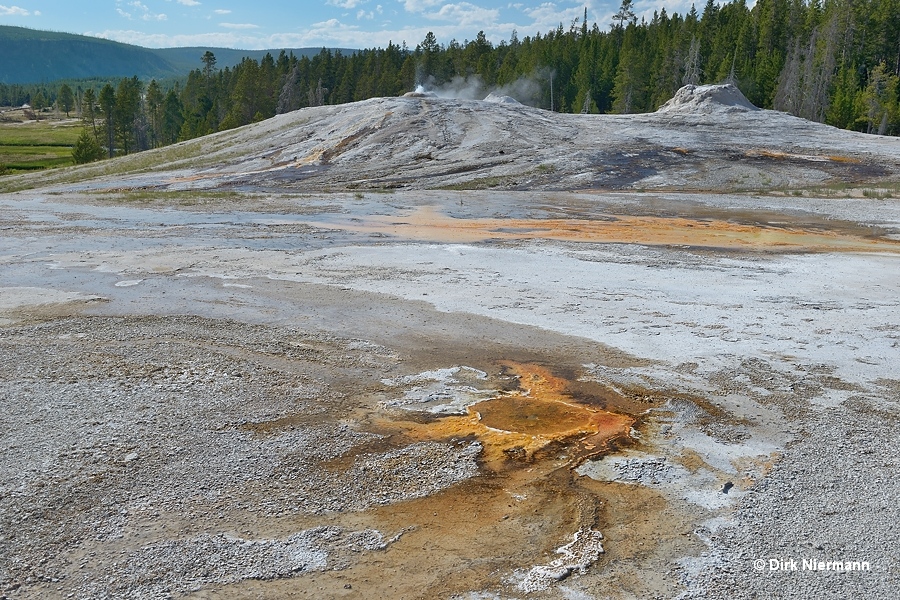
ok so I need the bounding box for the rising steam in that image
[412,71,549,107]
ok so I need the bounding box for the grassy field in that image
[0,111,81,174]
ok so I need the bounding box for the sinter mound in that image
[483,92,522,105]
[656,83,758,114]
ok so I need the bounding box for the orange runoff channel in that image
[309,205,899,253]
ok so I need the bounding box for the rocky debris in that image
[577,452,683,488]
[292,440,482,513]
[380,366,496,415]
[679,398,900,599]
[0,316,481,598]
[608,456,677,485]
[514,529,605,593]
[657,84,758,114]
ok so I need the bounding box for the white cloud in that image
[403,0,443,13]
[115,0,166,22]
[176,0,201,5]
[0,5,30,16]
[300,17,357,39]
[522,1,587,32]
[219,22,260,29]
[425,2,499,26]
[213,9,231,14]
[327,0,365,7]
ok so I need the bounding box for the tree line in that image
[68,0,900,163]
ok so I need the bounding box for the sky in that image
[0,0,700,50]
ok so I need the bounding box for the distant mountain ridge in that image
[0,25,347,84]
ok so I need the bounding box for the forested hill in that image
[0,26,179,83]
[0,26,339,84]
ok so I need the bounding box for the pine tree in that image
[145,80,164,148]
[160,90,184,145]
[31,90,46,116]
[58,84,75,117]
[857,62,899,134]
[202,51,217,95]
[81,88,98,140]
[72,128,106,164]
[572,36,600,113]
[98,84,116,157]
[612,24,650,113]
[419,31,441,85]
[613,0,636,30]
[228,58,262,126]
[827,62,859,129]
[114,77,142,155]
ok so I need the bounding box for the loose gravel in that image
[0,316,481,598]
[679,395,900,599]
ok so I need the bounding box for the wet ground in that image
[1,187,899,599]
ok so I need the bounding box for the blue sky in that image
[1,1,698,50]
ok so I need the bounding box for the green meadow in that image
[0,116,81,174]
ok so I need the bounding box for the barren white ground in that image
[1,86,898,599]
